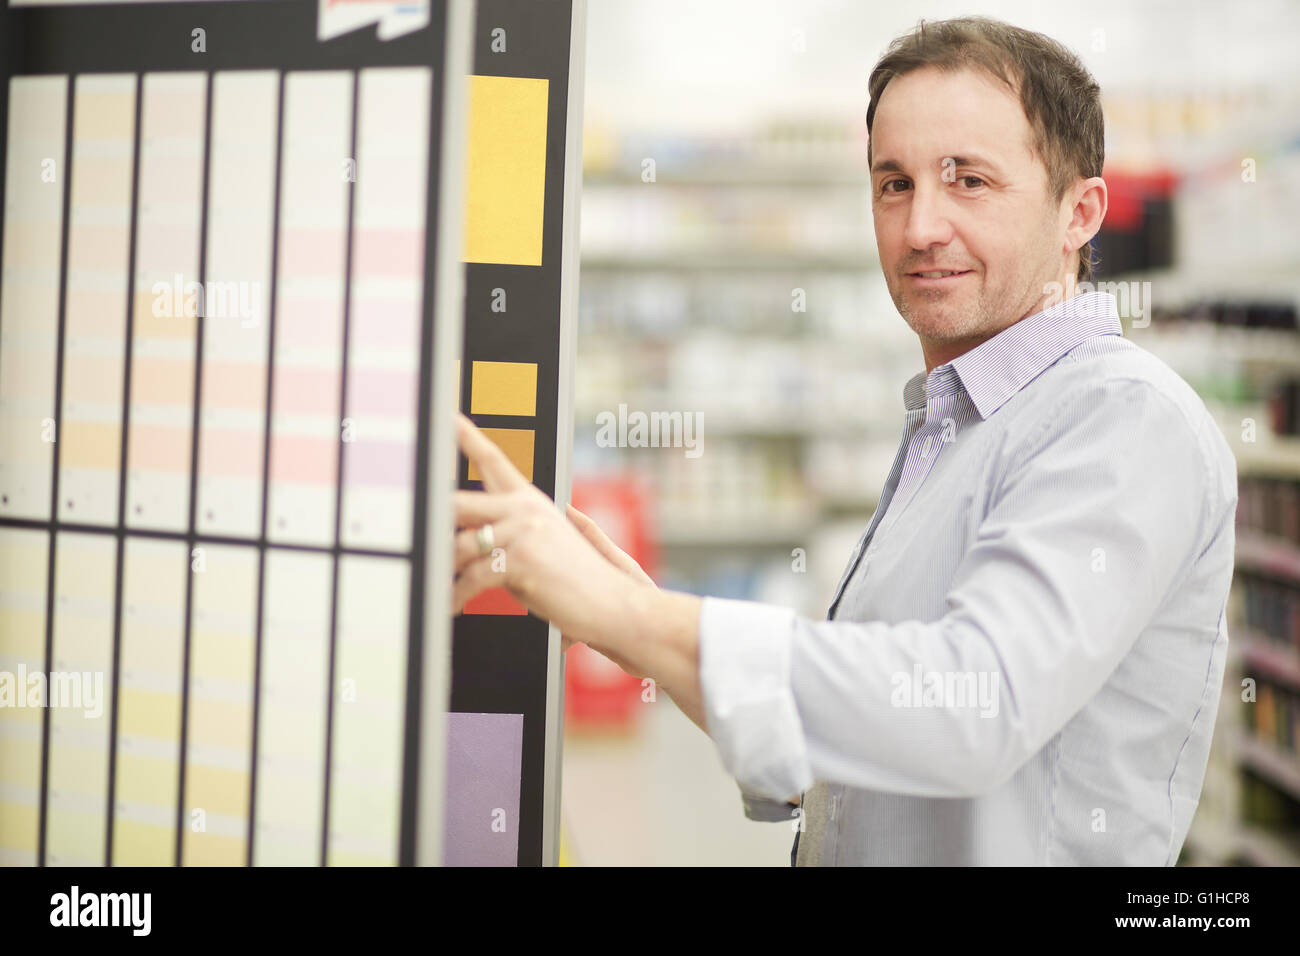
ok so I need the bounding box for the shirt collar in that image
[903,291,1123,419]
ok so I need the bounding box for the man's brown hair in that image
[866,16,1105,282]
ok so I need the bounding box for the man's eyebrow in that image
[945,154,1002,172]
[871,154,1005,176]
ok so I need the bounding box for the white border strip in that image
[416,0,475,868]
[543,0,587,868]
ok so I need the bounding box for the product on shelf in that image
[1269,378,1300,437]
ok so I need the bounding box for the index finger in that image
[455,489,511,528]
[456,412,529,493]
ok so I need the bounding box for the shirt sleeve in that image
[698,377,1230,801]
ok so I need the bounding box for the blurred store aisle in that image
[560,700,796,866]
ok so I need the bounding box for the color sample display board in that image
[0,0,475,866]
[452,0,583,866]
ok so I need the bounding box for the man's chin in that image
[900,303,973,339]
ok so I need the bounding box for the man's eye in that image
[960,175,986,188]
[881,179,910,193]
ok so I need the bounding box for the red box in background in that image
[564,476,659,732]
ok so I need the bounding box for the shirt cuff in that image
[739,786,801,823]
[698,595,812,800]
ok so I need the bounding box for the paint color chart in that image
[0,0,582,867]
[0,0,469,866]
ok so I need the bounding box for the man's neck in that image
[919,278,1078,374]
[921,321,1020,374]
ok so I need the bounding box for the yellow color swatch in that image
[117,687,182,740]
[0,801,38,857]
[463,75,548,266]
[468,428,534,482]
[113,819,172,865]
[0,528,47,863]
[182,828,245,867]
[470,361,537,416]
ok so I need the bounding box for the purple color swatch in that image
[442,712,524,866]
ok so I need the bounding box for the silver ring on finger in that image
[476,523,495,557]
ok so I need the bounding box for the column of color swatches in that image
[252,549,331,866]
[468,360,538,481]
[45,532,116,866]
[340,67,431,552]
[463,359,538,617]
[460,74,548,619]
[180,544,258,866]
[124,73,205,532]
[266,71,351,548]
[110,537,187,866]
[195,72,277,539]
[0,76,64,520]
[0,528,48,865]
[327,556,409,865]
[57,74,135,526]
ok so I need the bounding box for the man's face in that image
[870,66,1071,358]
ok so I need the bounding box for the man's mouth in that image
[906,269,972,279]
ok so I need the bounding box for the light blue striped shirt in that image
[697,291,1238,865]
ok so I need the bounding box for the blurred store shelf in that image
[581,252,876,272]
[657,510,818,547]
[1235,625,1300,688]
[1234,731,1300,804]
[574,120,905,620]
[1184,820,1300,867]
[1236,531,1300,582]
[1142,296,1300,866]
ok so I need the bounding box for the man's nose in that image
[903,180,955,251]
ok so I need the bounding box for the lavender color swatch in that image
[442,712,524,866]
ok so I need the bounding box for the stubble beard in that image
[892,276,998,348]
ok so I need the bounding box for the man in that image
[453,16,1237,865]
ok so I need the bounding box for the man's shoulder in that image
[1021,334,1219,434]
[1018,334,1238,499]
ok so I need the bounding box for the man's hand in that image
[455,412,706,736]
[561,502,656,670]
[563,502,655,590]
[564,502,708,731]
[453,414,652,650]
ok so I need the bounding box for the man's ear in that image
[1064,176,1107,260]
